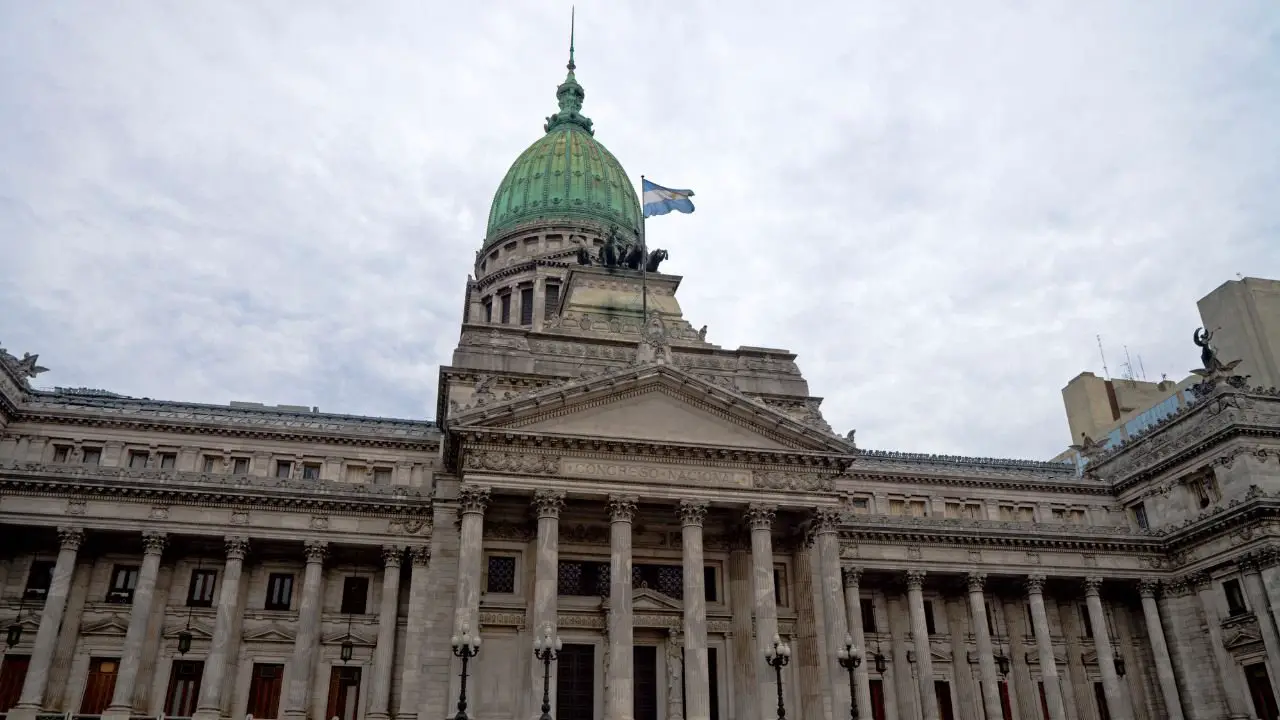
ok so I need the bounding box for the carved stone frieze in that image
[464,451,560,475]
[560,524,610,544]
[758,472,834,492]
[484,520,533,542]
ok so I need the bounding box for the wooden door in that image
[0,656,30,712]
[556,644,595,720]
[1000,681,1014,720]
[868,679,886,720]
[633,646,657,720]
[325,666,362,720]
[934,680,954,720]
[1093,682,1111,720]
[247,664,285,719]
[165,660,204,717]
[1246,663,1280,720]
[80,658,120,714]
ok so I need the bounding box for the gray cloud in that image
[1,1,1276,458]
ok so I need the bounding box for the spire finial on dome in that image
[568,6,576,72]
[544,7,593,135]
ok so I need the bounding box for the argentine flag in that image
[642,179,695,218]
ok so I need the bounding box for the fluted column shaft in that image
[1137,581,1183,720]
[1026,576,1067,720]
[531,490,565,720]
[813,509,852,719]
[680,500,712,720]
[1083,577,1130,720]
[367,546,404,720]
[906,570,940,720]
[1241,558,1280,702]
[746,505,779,720]
[105,532,168,718]
[843,567,872,719]
[967,573,1003,720]
[13,527,84,715]
[729,545,758,720]
[396,546,431,720]
[194,536,249,720]
[454,485,490,637]
[1193,577,1252,719]
[607,495,637,720]
[284,541,328,720]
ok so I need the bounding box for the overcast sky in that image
[1,2,1276,460]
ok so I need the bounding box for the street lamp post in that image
[533,624,562,720]
[450,622,482,720]
[836,635,862,720]
[765,635,792,720]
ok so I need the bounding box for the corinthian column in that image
[10,527,84,720]
[193,536,249,720]
[1192,573,1252,719]
[1137,580,1183,720]
[679,500,712,720]
[906,569,940,720]
[843,566,872,720]
[813,508,852,719]
[367,545,404,720]
[530,490,565,720]
[104,531,168,720]
[396,545,431,720]
[1083,577,1130,720]
[284,540,328,720]
[966,573,1003,720]
[746,504,779,720]
[607,495,637,720]
[1026,575,1066,720]
[1240,554,1280,701]
[453,485,490,637]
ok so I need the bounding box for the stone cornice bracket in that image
[458,484,492,516]
[224,536,250,560]
[1082,576,1104,598]
[409,545,431,567]
[533,489,567,519]
[905,569,926,591]
[843,565,862,589]
[966,572,987,593]
[1024,574,1047,595]
[382,545,406,568]
[1137,579,1160,598]
[304,540,329,565]
[141,531,168,556]
[608,495,638,523]
[678,500,708,528]
[745,503,776,531]
[812,506,842,535]
[1238,552,1262,573]
[57,526,85,551]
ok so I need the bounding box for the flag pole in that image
[640,175,648,322]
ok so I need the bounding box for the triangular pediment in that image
[452,363,849,453]
[164,622,214,640]
[632,588,682,612]
[1225,628,1262,650]
[243,624,296,643]
[81,617,130,636]
[322,630,375,647]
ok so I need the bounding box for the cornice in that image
[473,254,580,291]
[854,449,1077,476]
[838,516,1163,553]
[844,468,1109,495]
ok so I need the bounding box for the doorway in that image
[634,646,658,720]
[556,644,595,720]
[1246,663,1280,720]
[80,658,120,715]
[325,666,362,720]
[165,660,204,717]
[0,656,30,713]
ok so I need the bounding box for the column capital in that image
[533,489,566,519]
[812,506,842,534]
[141,531,168,556]
[408,545,431,567]
[1083,576,1104,597]
[966,572,987,593]
[224,535,250,560]
[745,503,776,530]
[905,569,926,591]
[1138,579,1160,598]
[607,494,638,523]
[382,545,405,568]
[458,484,491,515]
[304,540,329,564]
[678,499,708,528]
[843,565,862,589]
[1184,570,1210,592]
[1025,574,1047,595]
[57,526,85,551]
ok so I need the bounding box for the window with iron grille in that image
[544,284,560,319]
[557,560,609,597]
[486,556,517,594]
[500,294,511,324]
[520,287,534,325]
[634,564,683,600]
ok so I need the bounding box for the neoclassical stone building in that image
[3,47,1280,720]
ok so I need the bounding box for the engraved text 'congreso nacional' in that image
[559,460,752,488]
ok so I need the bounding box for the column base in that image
[102,705,137,720]
[393,712,417,720]
[192,707,225,720]
[6,704,41,720]
[366,712,391,720]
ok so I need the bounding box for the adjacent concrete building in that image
[3,47,1280,720]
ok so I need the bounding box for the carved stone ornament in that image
[905,569,926,591]
[533,489,567,519]
[966,572,986,593]
[224,536,250,560]
[409,545,431,567]
[389,517,431,536]
[310,515,330,531]
[382,545,405,567]
[678,500,708,528]
[745,503,776,531]
[150,505,170,520]
[812,506,843,534]
[230,510,250,526]
[465,451,560,476]
[458,485,492,515]
[304,540,329,564]
[843,566,862,589]
[608,495,638,523]
[141,531,168,555]
[66,498,86,515]
[1137,579,1160,598]
[757,472,834,492]
[1082,576,1103,597]
[58,526,85,551]
[1024,574,1046,595]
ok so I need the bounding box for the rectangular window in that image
[1093,682,1111,720]
[1080,605,1093,638]
[340,577,369,614]
[909,500,928,517]
[1224,579,1249,616]
[557,560,610,597]
[275,460,292,478]
[160,453,177,469]
[53,446,70,463]
[861,598,877,633]
[165,659,204,717]
[1017,506,1035,522]
[985,602,996,635]
[483,299,492,323]
[520,287,534,325]
[187,569,218,607]
[999,505,1015,521]
[202,455,218,472]
[934,680,955,720]
[704,566,718,602]
[107,565,140,604]
[1052,508,1066,522]
[302,463,321,480]
[924,600,937,635]
[544,283,561,320]
[233,457,250,474]
[486,556,517,594]
[128,450,149,469]
[500,293,511,324]
[1038,682,1050,720]
[82,447,102,465]
[708,647,720,720]
[888,499,905,516]
[850,497,870,513]
[266,574,294,610]
[247,664,285,719]
[773,565,788,607]
[1133,502,1149,529]
[346,465,367,483]
[634,564,683,599]
[1026,603,1036,637]
[23,560,55,600]
[373,467,393,485]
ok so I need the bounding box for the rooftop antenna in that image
[1096,335,1112,379]
[567,6,576,72]
[1122,345,1136,382]
[1137,354,1147,381]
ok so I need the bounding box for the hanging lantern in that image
[177,629,193,655]
[996,653,1011,677]
[340,639,354,663]
[873,652,887,675]
[1113,649,1126,678]
[6,622,22,649]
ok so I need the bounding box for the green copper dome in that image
[485,46,640,245]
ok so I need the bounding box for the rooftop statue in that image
[1192,326,1242,376]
